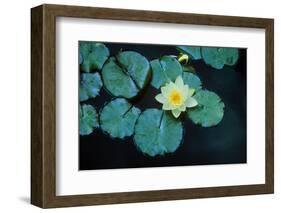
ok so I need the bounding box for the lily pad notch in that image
[79,41,110,73]
[187,90,225,127]
[150,55,183,89]
[100,98,141,139]
[102,51,151,99]
[134,109,183,157]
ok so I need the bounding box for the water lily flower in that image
[178,54,189,64]
[155,76,198,118]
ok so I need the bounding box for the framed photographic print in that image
[31,4,274,208]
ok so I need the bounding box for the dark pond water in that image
[79,42,247,170]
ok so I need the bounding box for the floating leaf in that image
[223,48,240,66]
[201,47,225,69]
[102,51,151,99]
[134,109,183,157]
[150,56,183,89]
[79,42,110,72]
[176,46,201,60]
[201,47,239,69]
[79,73,103,101]
[187,90,225,127]
[116,51,151,89]
[100,98,141,139]
[79,104,99,135]
[150,60,167,89]
[182,72,202,90]
[79,52,83,65]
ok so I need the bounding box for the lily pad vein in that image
[114,56,141,91]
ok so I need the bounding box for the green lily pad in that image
[79,42,110,72]
[80,73,103,102]
[187,90,225,127]
[223,48,240,66]
[79,52,83,65]
[79,104,99,136]
[134,109,183,157]
[176,46,201,60]
[102,51,151,99]
[182,72,202,90]
[100,98,141,139]
[150,56,183,89]
[201,47,239,69]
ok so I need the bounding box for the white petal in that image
[166,81,175,89]
[155,94,165,103]
[183,85,189,93]
[175,76,184,88]
[172,109,181,118]
[181,85,190,99]
[185,97,198,108]
[178,104,186,112]
[188,88,195,97]
[161,85,172,98]
[163,102,178,110]
[161,86,169,96]
[163,102,173,110]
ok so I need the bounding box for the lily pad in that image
[79,52,83,65]
[134,109,183,157]
[102,51,151,99]
[187,90,225,127]
[182,72,202,90]
[176,46,201,60]
[79,104,99,136]
[80,73,103,101]
[79,42,110,72]
[150,56,183,89]
[201,47,239,69]
[223,48,240,66]
[100,98,141,139]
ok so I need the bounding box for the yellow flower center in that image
[168,90,183,106]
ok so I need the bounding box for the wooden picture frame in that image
[31,4,274,208]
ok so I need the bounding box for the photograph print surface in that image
[79,41,247,170]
